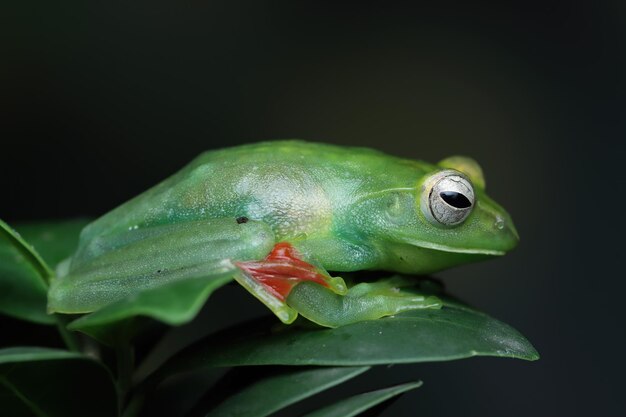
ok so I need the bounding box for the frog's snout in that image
[494,214,519,252]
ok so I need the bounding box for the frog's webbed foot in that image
[286,276,442,328]
[235,242,347,324]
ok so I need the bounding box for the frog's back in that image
[188,140,390,169]
[73,140,432,263]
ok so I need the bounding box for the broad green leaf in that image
[0,219,53,281]
[0,347,81,363]
[68,273,234,344]
[0,347,117,417]
[0,219,88,324]
[301,381,422,417]
[0,221,53,324]
[15,219,90,268]
[158,294,538,378]
[204,366,369,417]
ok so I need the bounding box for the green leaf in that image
[68,273,234,344]
[0,220,53,324]
[300,381,422,417]
[204,366,369,417]
[0,219,54,281]
[0,347,117,417]
[0,347,81,363]
[15,219,90,269]
[0,219,88,324]
[158,294,538,378]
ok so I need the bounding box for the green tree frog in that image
[48,141,518,327]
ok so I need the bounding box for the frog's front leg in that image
[286,276,442,328]
[234,242,347,323]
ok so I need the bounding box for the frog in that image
[48,140,518,328]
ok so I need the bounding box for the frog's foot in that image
[235,242,347,324]
[286,277,442,328]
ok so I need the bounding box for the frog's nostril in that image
[494,215,520,248]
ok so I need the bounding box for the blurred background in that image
[2,1,624,416]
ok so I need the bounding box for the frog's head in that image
[357,156,519,273]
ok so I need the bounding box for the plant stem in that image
[121,392,145,417]
[116,344,134,409]
[55,316,79,352]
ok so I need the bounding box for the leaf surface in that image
[300,381,422,417]
[15,219,90,268]
[159,293,538,378]
[0,220,53,281]
[204,366,369,417]
[0,219,89,324]
[0,220,52,324]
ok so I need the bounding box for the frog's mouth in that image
[399,237,506,256]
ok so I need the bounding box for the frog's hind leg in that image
[49,217,278,314]
[51,216,348,324]
[286,276,442,328]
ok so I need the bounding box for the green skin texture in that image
[48,141,518,327]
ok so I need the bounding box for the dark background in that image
[2,1,624,416]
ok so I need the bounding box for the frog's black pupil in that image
[439,191,472,209]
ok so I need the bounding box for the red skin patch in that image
[235,242,330,301]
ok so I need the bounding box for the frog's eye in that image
[421,170,475,226]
